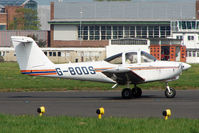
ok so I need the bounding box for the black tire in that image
[165,88,176,98]
[132,87,142,98]
[122,88,132,99]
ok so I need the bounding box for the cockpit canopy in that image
[104,51,156,64]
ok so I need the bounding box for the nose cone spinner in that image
[181,63,191,71]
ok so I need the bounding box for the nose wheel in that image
[121,86,142,99]
[165,82,176,98]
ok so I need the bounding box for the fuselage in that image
[34,60,183,85]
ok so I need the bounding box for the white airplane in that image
[12,36,191,99]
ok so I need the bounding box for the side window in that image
[125,52,137,64]
[109,55,122,64]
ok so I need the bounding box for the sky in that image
[35,0,195,5]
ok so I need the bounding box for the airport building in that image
[170,20,199,63]
[48,1,199,62]
[1,0,199,63]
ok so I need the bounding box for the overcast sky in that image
[35,0,195,5]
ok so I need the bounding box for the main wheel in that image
[122,88,132,99]
[165,88,176,98]
[132,87,142,98]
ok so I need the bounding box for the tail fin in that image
[11,36,54,72]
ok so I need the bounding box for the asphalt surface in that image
[0,90,198,118]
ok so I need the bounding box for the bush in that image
[0,56,4,62]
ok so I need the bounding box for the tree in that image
[9,8,41,30]
[27,34,47,47]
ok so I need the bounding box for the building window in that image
[193,51,196,57]
[142,26,147,38]
[176,36,183,40]
[136,26,141,38]
[58,52,61,57]
[166,26,170,36]
[78,25,169,40]
[188,51,192,57]
[160,26,166,38]
[95,26,100,40]
[197,51,199,57]
[188,36,194,41]
[89,26,94,40]
[0,25,6,30]
[148,26,154,38]
[83,26,88,40]
[130,26,135,38]
[154,26,159,38]
[124,26,129,38]
[107,26,111,39]
[78,26,88,40]
[101,26,106,40]
[118,26,123,38]
[113,26,118,39]
[53,52,56,56]
[49,52,52,56]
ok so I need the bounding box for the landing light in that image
[162,109,171,120]
[96,107,104,119]
[37,106,45,116]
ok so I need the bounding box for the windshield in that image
[104,53,122,64]
[141,51,156,62]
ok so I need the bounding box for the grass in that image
[0,114,198,133]
[0,63,199,133]
[0,62,112,91]
[0,62,199,91]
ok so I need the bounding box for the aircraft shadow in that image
[9,94,166,101]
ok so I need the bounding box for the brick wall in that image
[5,6,23,29]
[50,2,54,20]
[0,13,7,24]
[196,0,199,19]
[52,40,109,47]
[150,45,161,60]
[180,46,186,62]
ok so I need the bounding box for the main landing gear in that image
[122,85,142,99]
[165,82,176,98]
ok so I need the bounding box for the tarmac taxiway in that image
[0,90,198,118]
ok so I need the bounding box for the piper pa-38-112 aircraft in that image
[12,36,191,99]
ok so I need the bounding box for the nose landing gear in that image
[165,82,176,98]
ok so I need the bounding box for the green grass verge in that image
[0,114,198,133]
[0,62,199,91]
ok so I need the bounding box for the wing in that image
[101,67,145,85]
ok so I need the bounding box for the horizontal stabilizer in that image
[11,36,54,71]
[11,36,33,43]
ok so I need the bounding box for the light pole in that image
[80,8,83,46]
